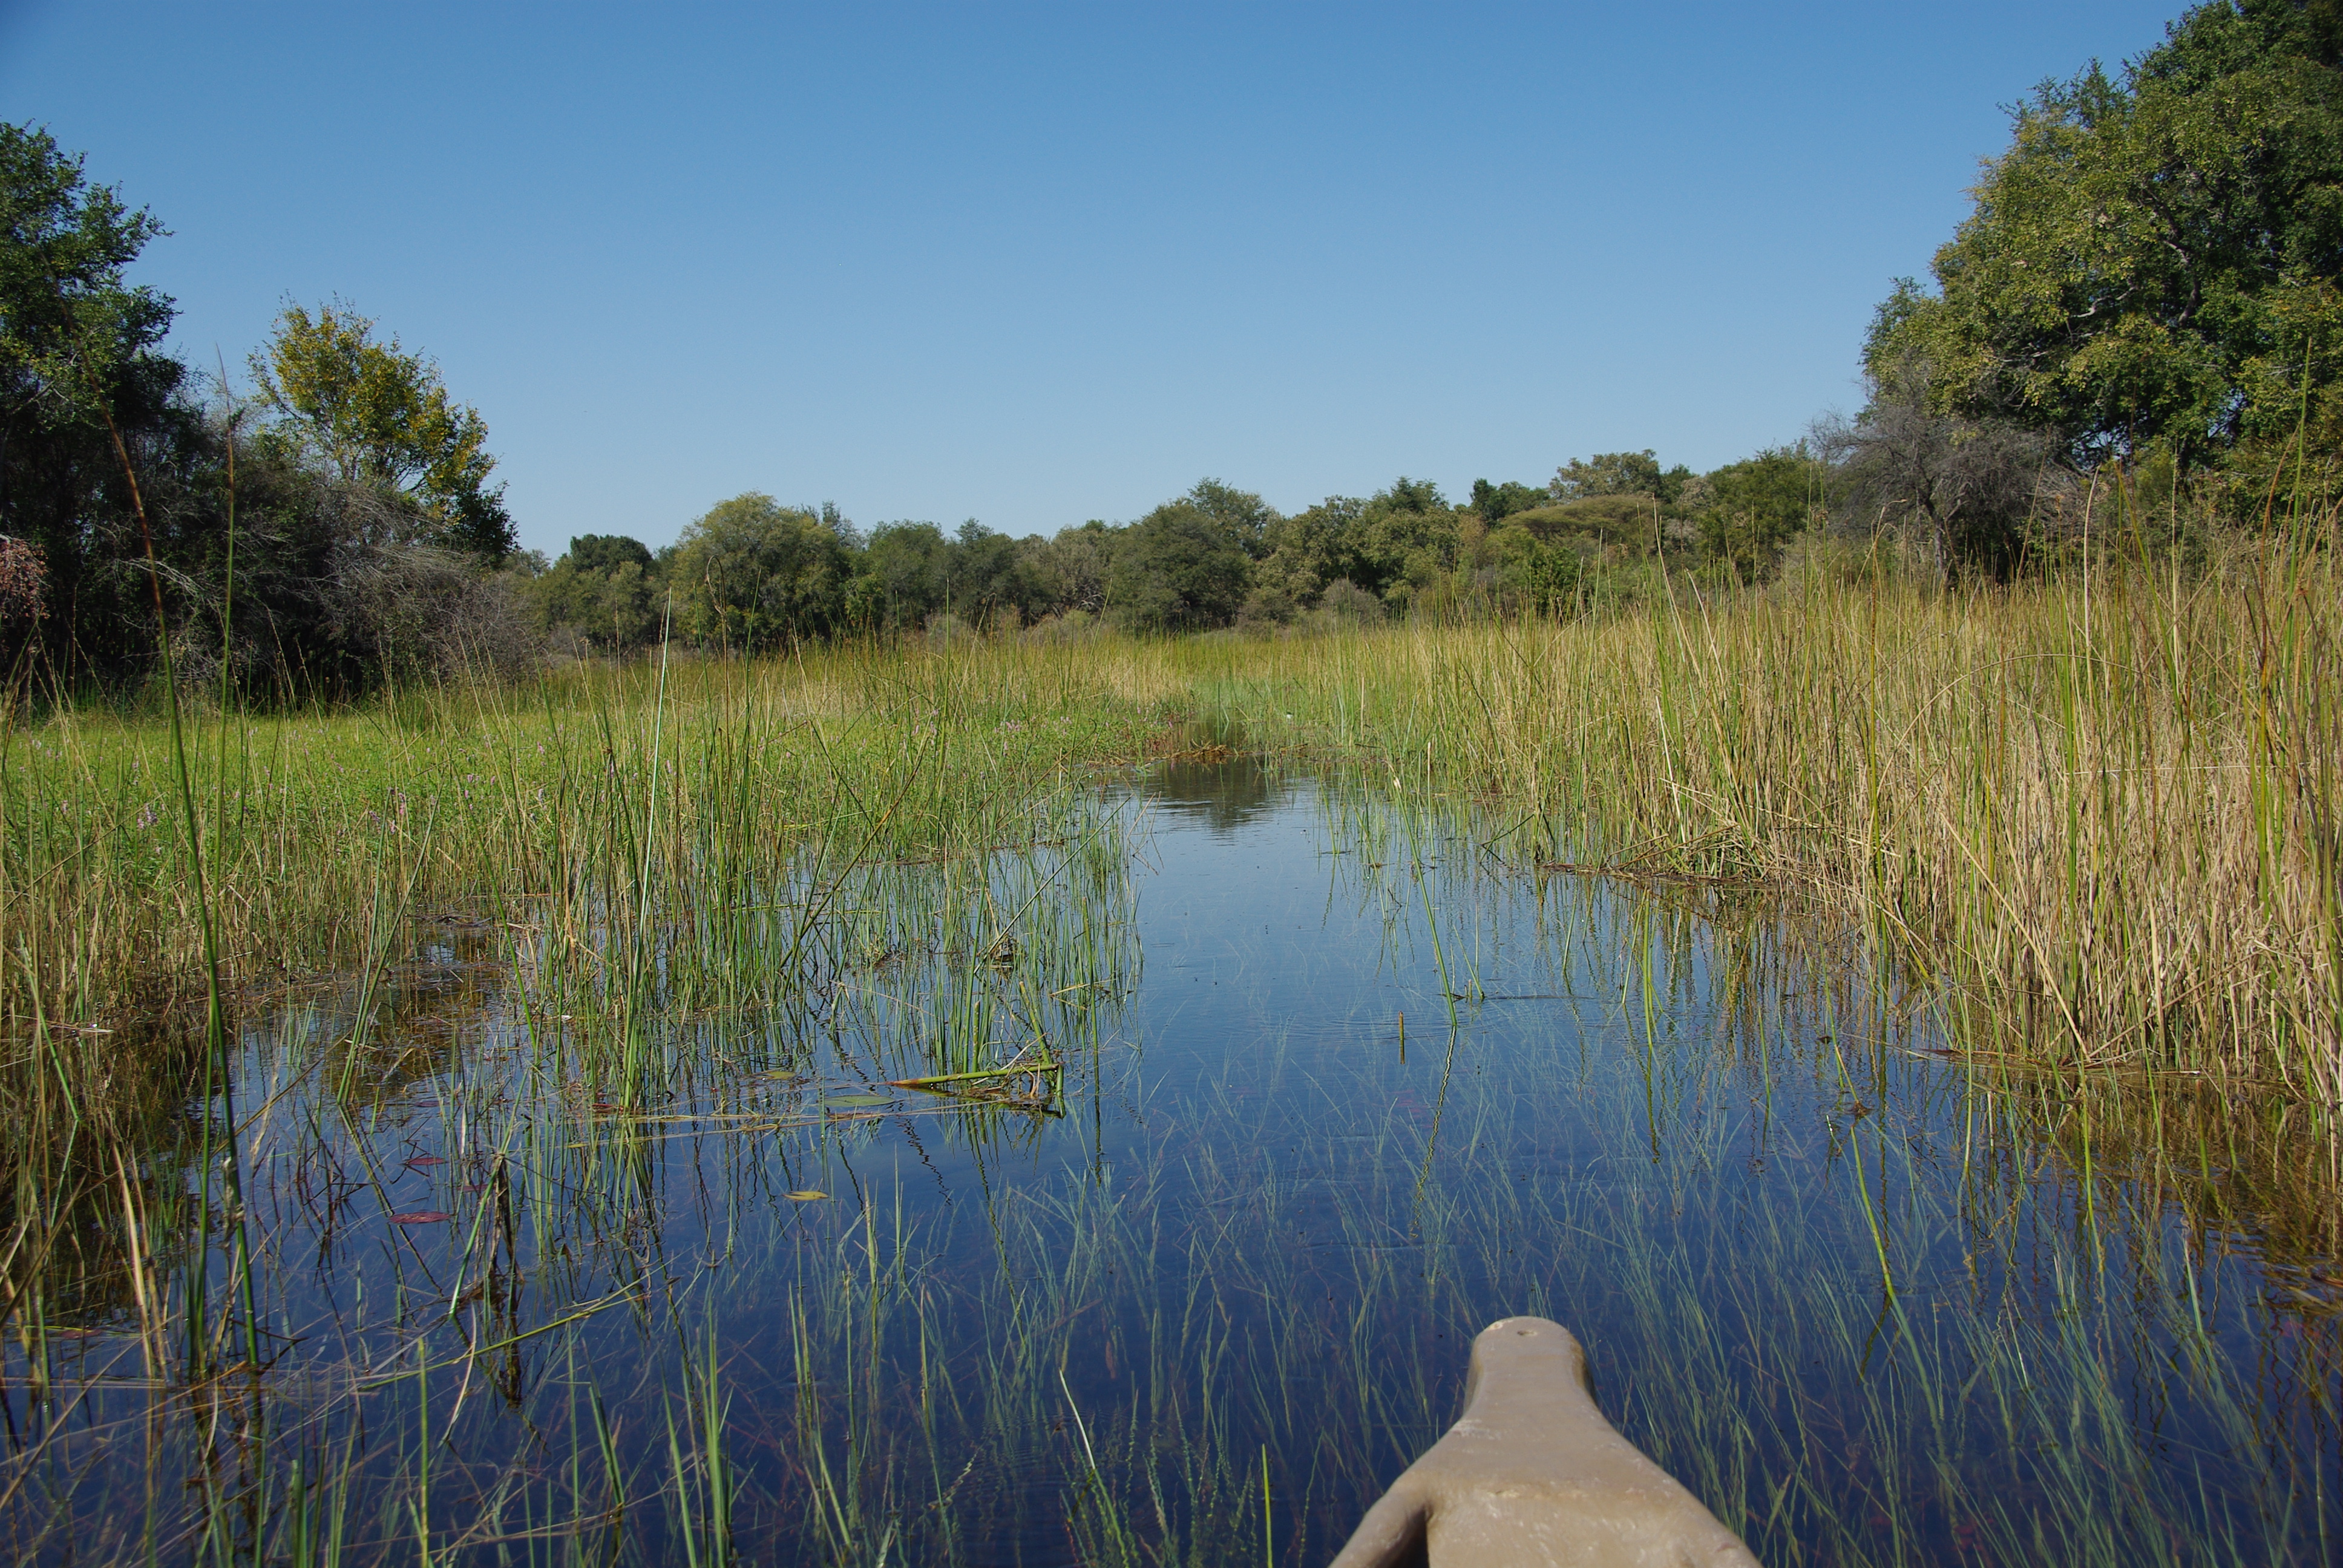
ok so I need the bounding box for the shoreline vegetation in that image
[7,0,2343,1123]
[7,522,2337,1116]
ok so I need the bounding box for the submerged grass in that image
[736,799,2338,1565]
[0,806,1143,1562]
[0,754,2335,1563]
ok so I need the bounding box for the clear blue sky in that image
[5,1,2181,557]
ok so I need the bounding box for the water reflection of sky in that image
[1108,759,2337,1564]
[8,758,2336,1566]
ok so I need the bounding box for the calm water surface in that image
[7,759,2337,1564]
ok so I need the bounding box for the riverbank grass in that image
[5,544,2337,1106]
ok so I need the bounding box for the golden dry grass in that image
[1190,547,2341,1108]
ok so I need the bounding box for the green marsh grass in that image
[1191,541,2343,1110]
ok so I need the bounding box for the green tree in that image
[1485,526,1584,612]
[1106,500,1251,631]
[0,124,174,440]
[848,521,951,630]
[251,302,514,560]
[529,534,663,652]
[1185,478,1278,557]
[0,122,195,675]
[1256,479,1461,612]
[1469,479,1547,521]
[1550,451,1690,503]
[669,493,852,649]
[1696,445,1827,580]
[1,126,534,694]
[944,520,1034,626]
[566,534,654,575]
[1024,521,1118,617]
[1254,495,1364,610]
[1350,477,1458,610]
[1871,1,2343,471]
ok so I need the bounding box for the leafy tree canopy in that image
[1503,495,1656,551]
[563,534,653,575]
[526,534,663,652]
[1483,525,1584,611]
[1257,478,1458,610]
[1550,451,1691,504]
[849,521,951,630]
[251,302,514,560]
[1694,445,1827,580]
[1469,479,1548,521]
[1106,498,1251,632]
[669,492,853,650]
[948,520,1033,623]
[0,122,204,676]
[1350,478,1457,609]
[1185,479,1278,558]
[1871,0,2343,468]
[1024,521,1116,618]
[0,122,176,436]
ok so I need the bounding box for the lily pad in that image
[823,1093,894,1107]
[785,1190,828,1202]
[388,1210,451,1225]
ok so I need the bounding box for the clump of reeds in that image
[1189,527,2343,1114]
[0,635,1170,1031]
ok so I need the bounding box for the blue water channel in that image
[7,757,2337,1565]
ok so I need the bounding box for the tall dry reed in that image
[1196,540,2341,1112]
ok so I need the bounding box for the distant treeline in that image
[523,452,1826,655]
[8,2,2343,690]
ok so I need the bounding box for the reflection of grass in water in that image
[753,815,2333,1566]
[0,766,1146,1561]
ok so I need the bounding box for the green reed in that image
[1183,532,2343,1109]
[0,626,1151,1555]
